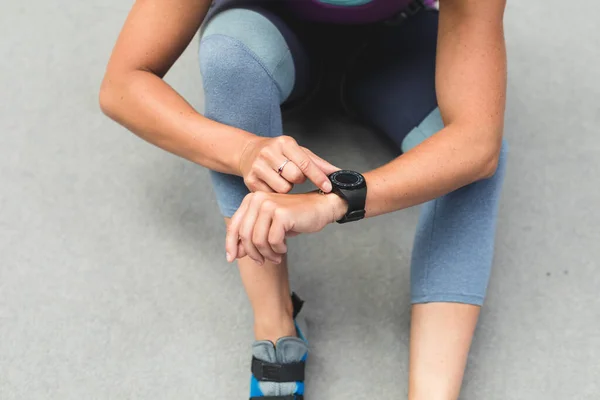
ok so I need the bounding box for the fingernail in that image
[324,181,332,192]
[226,252,232,262]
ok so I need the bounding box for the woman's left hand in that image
[225,191,347,265]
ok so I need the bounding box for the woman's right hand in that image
[239,136,339,194]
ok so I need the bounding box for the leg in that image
[201,7,298,343]
[408,142,507,400]
[226,218,296,342]
[344,9,507,399]
[409,303,480,400]
[408,143,507,400]
[200,8,308,398]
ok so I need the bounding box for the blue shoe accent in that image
[295,382,305,395]
[295,321,307,345]
[250,376,265,397]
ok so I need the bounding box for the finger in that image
[256,162,293,194]
[245,175,274,193]
[302,147,340,175]
[280,161,306,184]
[260,147,306,185]
[282,142,333,193]
[237,242,247,260]
[225,197,250,262]
[268,212,289,255]
[239,195,265,265]
[251,180,275,194]
[253,204,282,264]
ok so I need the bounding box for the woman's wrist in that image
[231,130,261,176]
[188,119,258,176]
[322,192,349,223]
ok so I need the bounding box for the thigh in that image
[343,9,440,150]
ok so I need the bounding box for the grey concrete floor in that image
[1,1,599,399]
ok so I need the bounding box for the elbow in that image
[448,120,504,181]
[98,76,121,120]
[479,150,500,180]
[476,135,503,180]
[99,80,114,118]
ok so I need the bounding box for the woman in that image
[100,0,507,398]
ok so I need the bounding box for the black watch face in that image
[329,170,365,189]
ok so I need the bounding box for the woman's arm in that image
[100,0,254,175]
[100,0,336,190]
[353,0,507,218]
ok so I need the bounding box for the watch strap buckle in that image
[337,209,365,224]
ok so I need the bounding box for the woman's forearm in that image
[351,0,508,219]
[356,123,501,219]
[100,70,255,175]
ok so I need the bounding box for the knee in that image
[401,108,443,153]
[199,35,270,96]
[199,9,295,103]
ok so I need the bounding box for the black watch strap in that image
[335,186,367,224]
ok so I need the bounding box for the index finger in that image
[283,145,333,193]
[302,147,340,175]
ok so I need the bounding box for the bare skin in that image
[409,303,480,400]
[227,217,296,344]
[101,0,507,398]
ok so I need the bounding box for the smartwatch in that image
[327,170,367,224]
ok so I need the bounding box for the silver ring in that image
[276,159,290,175]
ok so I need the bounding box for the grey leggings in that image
[199,6,507,306]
